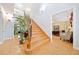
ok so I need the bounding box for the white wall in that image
[0,7,3,43]
[0,5,14,44]
[30,3,74,40]
[52,9,73,21]
[30,4,52,39]
[4,16,14,40]
[73,4,79,50]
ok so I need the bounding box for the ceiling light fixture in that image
[26,8,31,12]
[25,8,31,15]
[40,4,48,13]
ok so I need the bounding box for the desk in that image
[52,31,60,36]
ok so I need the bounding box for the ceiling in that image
[0,3,75,18]
[0,3,48,15]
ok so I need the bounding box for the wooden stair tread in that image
[32,32,44,34]
[24,20,49,51]
[32,34,47,38]
[32,30,41,32]
[31,36,48,43]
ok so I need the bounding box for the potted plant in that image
[14,15,28,44]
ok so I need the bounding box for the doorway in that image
[52,8,73,45]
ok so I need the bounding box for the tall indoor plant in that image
[14,15,28,44]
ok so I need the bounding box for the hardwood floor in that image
[0,21,79,55]
[0,20,49,55]
[20,21,79,55]
[0,38,23,55]
[0,36,79,55]
[20,20,49,54]
[31,36,79,55]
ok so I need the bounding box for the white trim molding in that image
[0,41,4,44]
[73,46,79,50]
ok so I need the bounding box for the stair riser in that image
[32,32,42,34]
[32,31,43,33]
[30,20,49,51]
[32,36,47,39]
[32,30,41,32]
[32,28,40,30]
[31,37,48,44]
[32,34,46,37]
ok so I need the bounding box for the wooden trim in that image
[32,20,50,41]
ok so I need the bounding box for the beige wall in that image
[52,21,71,31]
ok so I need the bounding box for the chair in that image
[60,28,72,41]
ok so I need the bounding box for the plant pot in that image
[19,40,24,44]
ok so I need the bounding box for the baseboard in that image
[32,20,50,41]
[2,37,14,43]
[73,46,79,50]
[0,41,4,44]
[0,36,14,45]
